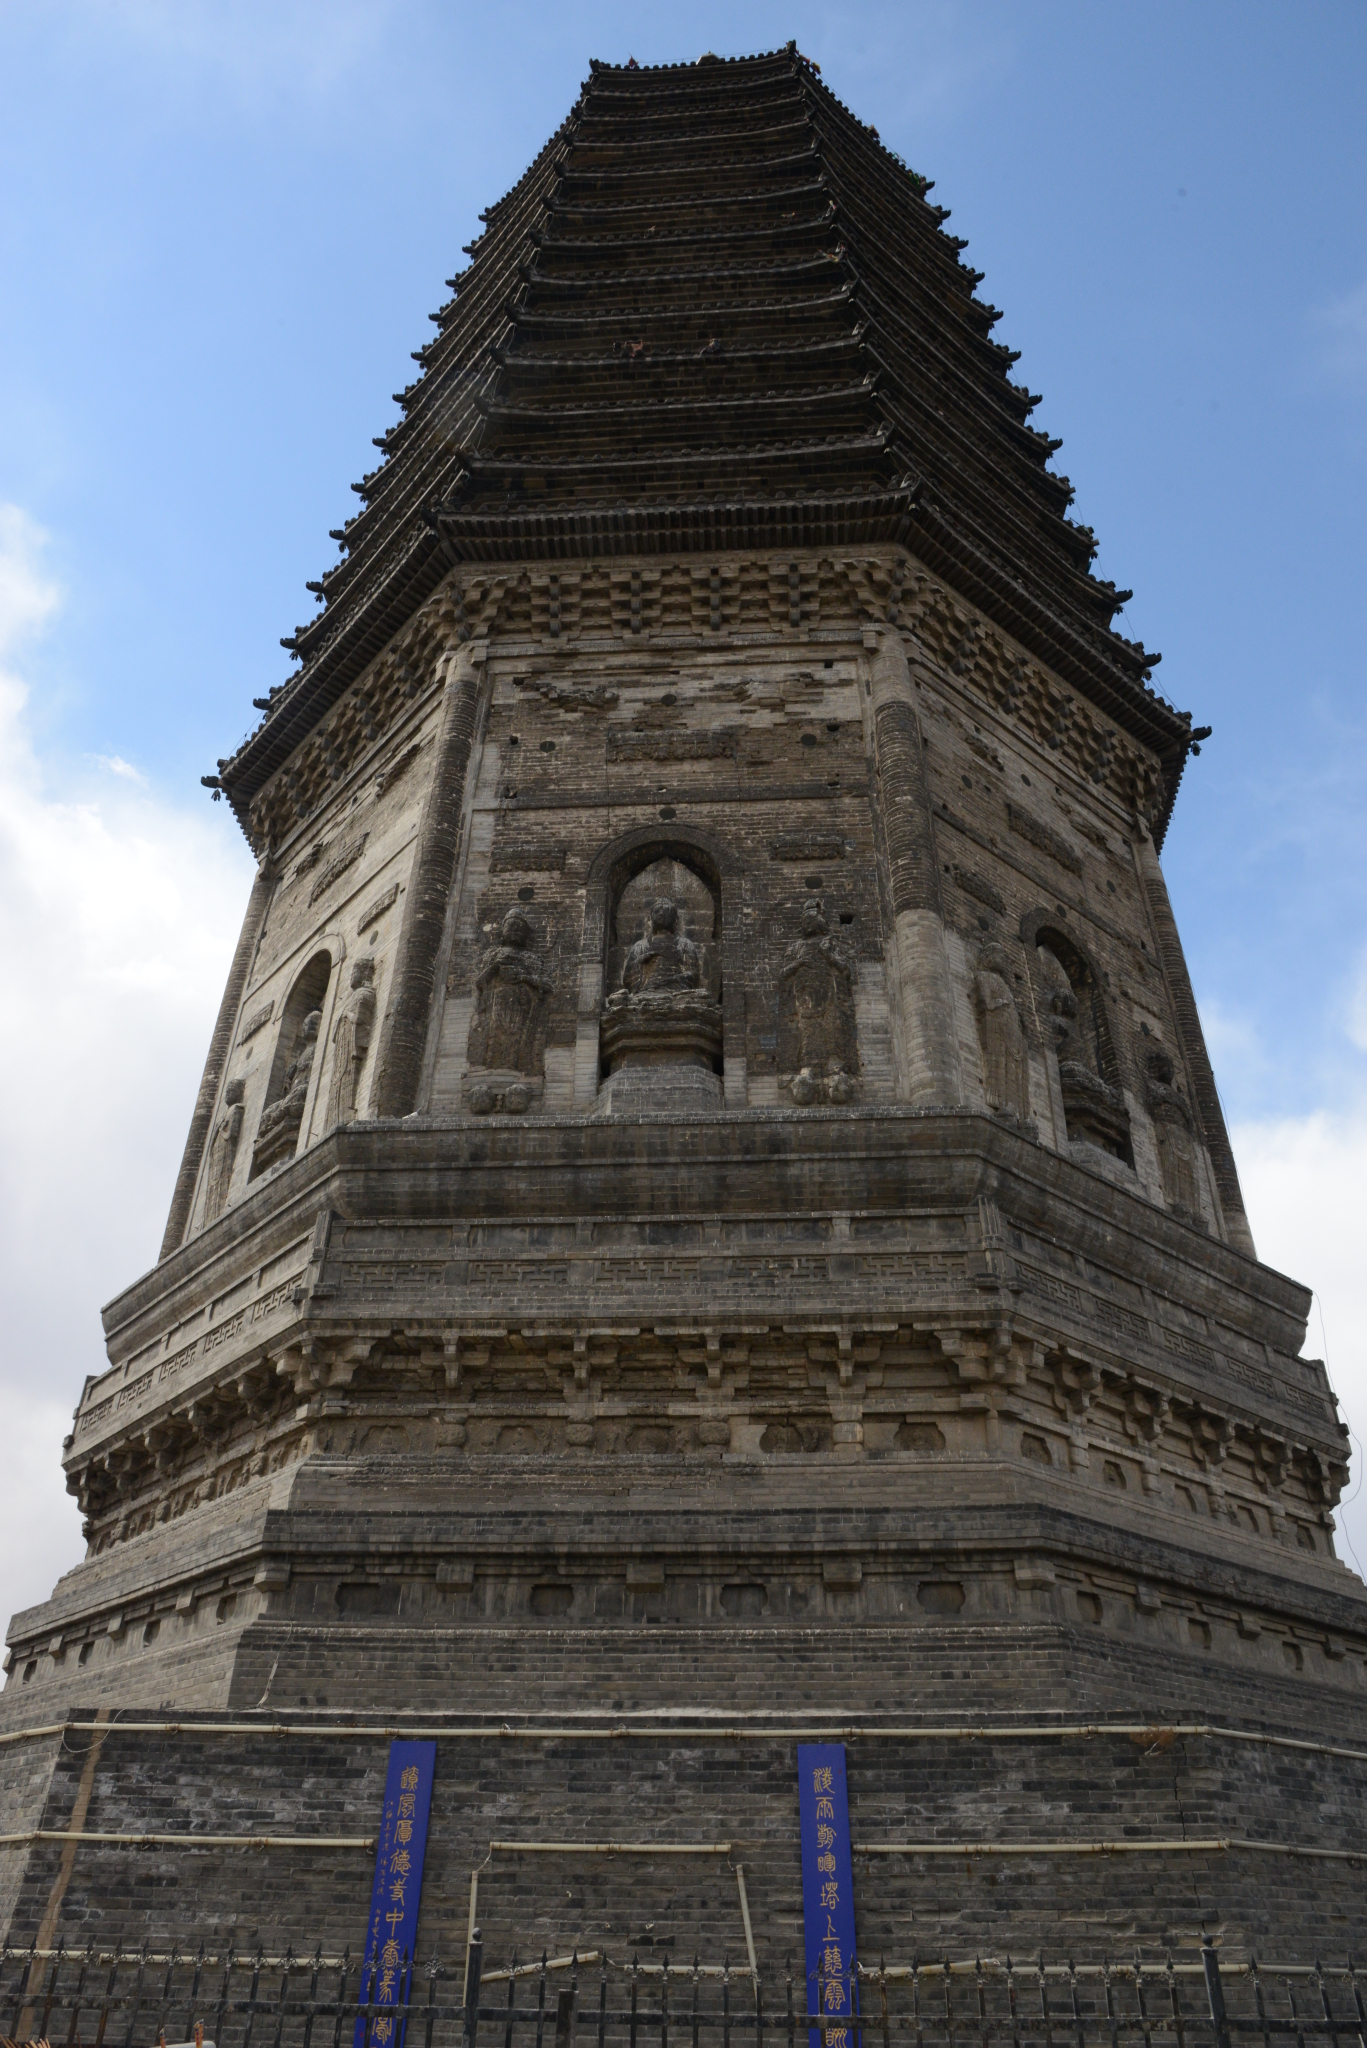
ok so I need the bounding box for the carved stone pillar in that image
[372,638,486,1118]
[867,627,963,1104]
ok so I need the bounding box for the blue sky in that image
[1,1,1364,1606]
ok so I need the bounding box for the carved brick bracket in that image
[1049,1344,1100,1420]
[804,1326,888,1386]
[1299,1445,1349,1509]
[1251,1431,1291,1493]
[1186,1404,1234,1469]
[676,1331,752,1386]
[273,1334,377,1400]
[546,1330,625,1385]
[427,1330,502,1392]
[1122,1376,1170,1446]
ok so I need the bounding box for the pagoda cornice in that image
[533,218,837,263]
[577,93,807,132]
[543,179,827,223]
[570,117,811,159]
[517,252,854,294]
[490,335,864,376]
[446,429,895,489]
[557,144,819,189]
[472,379,877,429]
[430,486,919,564]
[501,284,856,336]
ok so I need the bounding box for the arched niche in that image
[610,854,720,1006]
[1021,912,1133,1166]
[249,949,333,1178]
[577,826,744,1105]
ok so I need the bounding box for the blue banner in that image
[356,1740,437,2048]
[798,1744,858,2048]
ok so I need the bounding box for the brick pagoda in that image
[2,46,1362,1972]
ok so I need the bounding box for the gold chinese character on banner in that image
[817,1824,835,1849]
[815,1797,834,1820]
[812,1767,834,1794]
[400,1766,420,1790]
[820,1881,840,1909]
[822,1946,843,1977]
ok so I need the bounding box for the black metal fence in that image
[3,1935,1366,2048]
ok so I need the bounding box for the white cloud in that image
[0,505,254,1623]
[1195,991,1269,1095]
[1234,1097,1367,1579]
[0,506,59,652]
[93,753,148,784]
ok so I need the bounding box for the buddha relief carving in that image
[325,957,378,1130]
[249,949,333,1178]
[621,896,704,995]
[1035,930,1132,1164]
[202,1078,245,1226]
[1145,1046,1204,1226]
[466,909,553,1114]
[972,943,1031,1123]
[597,855,723,1111]
[252,1010,321,1172]
[779,899,857,1105]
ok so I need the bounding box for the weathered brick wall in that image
[7,1701,1367,1967]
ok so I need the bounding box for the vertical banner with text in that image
[356,1739,437,2048]
[797,1743,858,2048]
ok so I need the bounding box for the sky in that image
[0,0,1364,1615]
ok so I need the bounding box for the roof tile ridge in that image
[536,212,836,257]
[587,48,797,80]
[860,312,1064,480]
[794,52,939,208]
[909,497,1172,737]
[300,154,568,614]
[568,113,812,155]
[849,258,1122,586]
[544,176,825,221]
[476,84,590,227]
[278,101,584,674]
[576,82,804,122]
[494,331,863,373]
[518,248,856,291]
[481,371,877,414]
[869,369,1103,597]
[278,108,582,671]
[502,280,856,333]
[851,275,1079,511]
[821,180,1079,497]
[452,426,892,474]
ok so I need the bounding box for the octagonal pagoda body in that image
[3,46,1363,1974]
